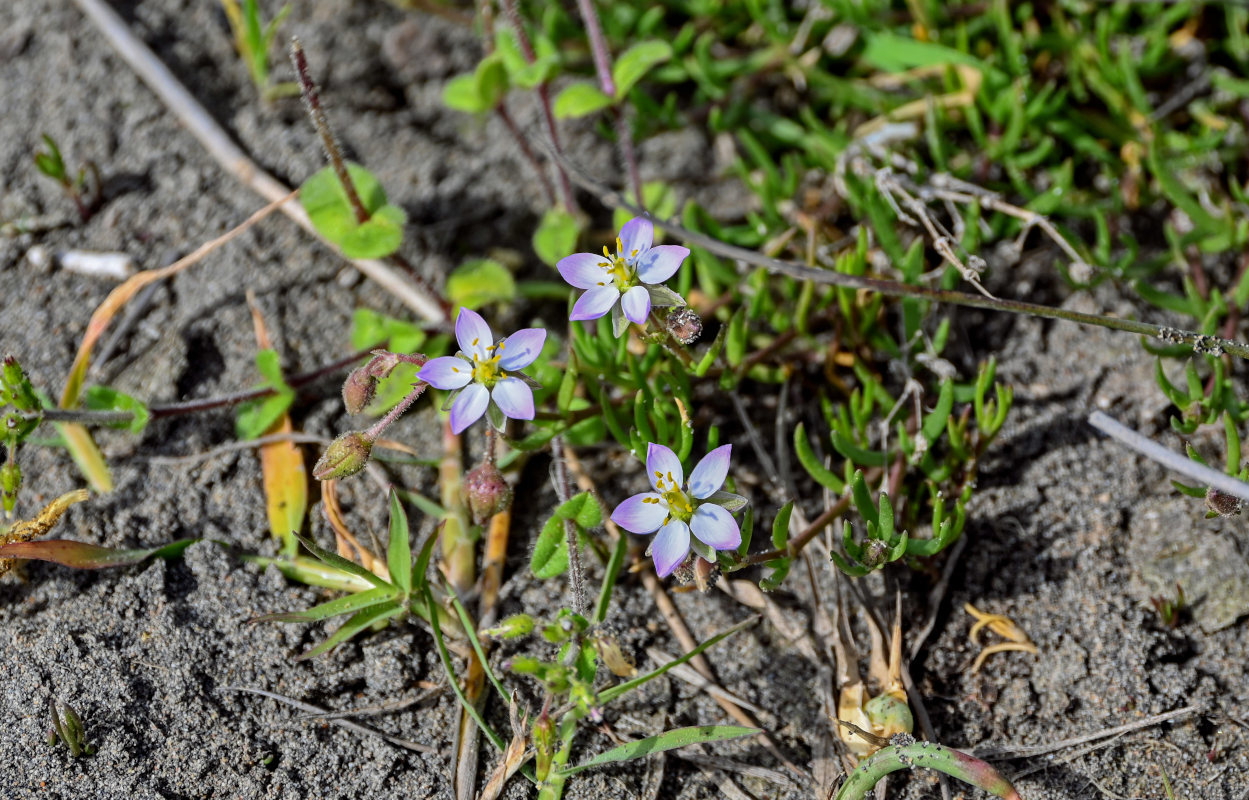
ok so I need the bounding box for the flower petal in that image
[687,444,731,499]
[690,503,741,550]
[455,308,493,360]
[557,252,612,289]
[449,383,489,434]
[619,217,653,263]
[635,245,690,284]
[611,492,668,535]
[418,356,473,391]
[497,328,546,371]
[491,377,535,420]
[651,520,690,577]
[570,285,620,321]
[620,286,652,325]
[645,442,684,493]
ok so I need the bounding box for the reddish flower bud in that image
[464,462,512,523]
[313,432,373,480]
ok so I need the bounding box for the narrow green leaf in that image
[793,423,845,493]
[600,617,758,704]
[254,585,399,624]
[386,489,412,594]
[295,532,392,591]
[558,725,758,777]
[921,380,955,444]
[295,601,405,661]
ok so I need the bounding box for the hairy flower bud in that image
[666,306,703,345]
[464,462,512,524]
[1206,489,1244,518]
[313,432,373,480]
[341,367,378,415]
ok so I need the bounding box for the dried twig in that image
[71,0,446,322]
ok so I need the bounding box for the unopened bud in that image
[342,353,404,415]
[666,307,703,345]
[313,432,373,480]
[860,538,891,570]
[1206,489,1244,518]
[2,356,37,410]
[341,368,378,415]
[464,462,512,523]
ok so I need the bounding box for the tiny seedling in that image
[220,0,298,101]
[32,134,101,223]
[47,702,95,757]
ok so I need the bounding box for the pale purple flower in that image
[610,443,747,578]
[557,217,690,337]
[418,308,546,434]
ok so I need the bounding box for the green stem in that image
[835,741,1022,800]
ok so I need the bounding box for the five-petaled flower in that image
[557,217,689,337]
[610,443,747,578]
[418,308,546,434]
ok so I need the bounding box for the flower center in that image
[470,342,507,387]
[602,240,636,291]
[653,470,694,523]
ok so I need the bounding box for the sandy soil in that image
[2,2,1247,799]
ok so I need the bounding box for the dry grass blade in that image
[477,694,528,800]
[645,647,767,715]
[971,705,1200,760]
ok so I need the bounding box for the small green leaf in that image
[921,380,955,444]
[350,308,426,353]
[386,489,412,594]
[770,501,793,549]
[34,134,66,181]
[531,514,569,578]
[235,391,294,440]
[443,73,489,113]
[83,386,150,434]
[446,258,516,310]
[611,40,673,100]
[553,82,614,118]
[533,207,584,268]
[299,163,406,259]
[558,725,758,776]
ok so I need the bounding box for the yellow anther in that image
[615,237,623,254]
[472,337,480,346]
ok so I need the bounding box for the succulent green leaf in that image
[386,489,412,594]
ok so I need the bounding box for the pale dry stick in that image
[220,686,437,753]
[971,705,1200,760]
[1089,411,1249,502]
[71,0,445,323]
